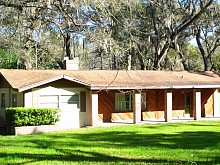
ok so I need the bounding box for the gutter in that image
[90,84,220,91]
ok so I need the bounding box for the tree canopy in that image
[0,0,219,71]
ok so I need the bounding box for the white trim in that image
[18,75,91,92]
[165,90,172,122]
[193,89,201,120]
[63,75,91,86]
[91,92,99,127]
[91,85,220,90]
[214,89,220,117]
[133,92,141,124]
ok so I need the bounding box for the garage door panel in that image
[39,94,80,128]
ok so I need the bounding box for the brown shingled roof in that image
[1,69,220,92]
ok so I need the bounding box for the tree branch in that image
[174,0,214,38]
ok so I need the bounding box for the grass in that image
[0,121,220,165]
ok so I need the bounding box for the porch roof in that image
[1,69,220,92]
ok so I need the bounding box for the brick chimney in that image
[64,57,79,70]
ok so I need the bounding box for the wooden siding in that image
[98,90,115,122]
[144,89,166,119]
[147,89,165,112]
[112,112,133,122]
[172,90,185,110]
[98,89,186,122]
[99,89,213,122]
[201,89,214,117]
[172,89,185,118]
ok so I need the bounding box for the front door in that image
[184,93,191,118]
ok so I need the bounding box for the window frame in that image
[115,92,147,111]
[12,94,17,107]
[115,92,133,111]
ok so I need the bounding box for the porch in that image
[90,88,220,126]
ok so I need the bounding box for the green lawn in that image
[0,121,220,165]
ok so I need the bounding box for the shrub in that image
[5,107,60,127]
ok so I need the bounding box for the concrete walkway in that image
[98,117,220,127]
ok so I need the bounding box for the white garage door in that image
[39,94,80,128]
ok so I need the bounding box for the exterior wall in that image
[0,88,24,127]
[98,90,136,123]
[172,89,185,118]
[25,86,90,129]
[143,89,165,119]
[98,89,195,123]
[201,89,214,117]
[99,89,184,122]
[0,88,10,127]
[98,90,115,122]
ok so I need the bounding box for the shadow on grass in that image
[0,123,220,164]
[0,150,214,165]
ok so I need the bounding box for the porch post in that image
[91,91,99,127]
[214,89,220,117]
[193,89,201,120]
[133,91,142,124]
[164,90,172,122]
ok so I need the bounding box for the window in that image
[115,92,147,111]
[1,93,5,107]
[184,93,191,114]
[115,93,133,110]
[12,94,17,107]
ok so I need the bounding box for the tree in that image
[143,0,215,70]
[0,0,218,71]
[0,49,17,68]
[193,3,220,71]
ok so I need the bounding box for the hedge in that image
[5,107,60,127]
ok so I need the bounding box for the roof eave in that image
[18,74,91,92]
[90,84,220,91]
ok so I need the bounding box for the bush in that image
[5,107,60,127]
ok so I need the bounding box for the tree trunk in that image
[171,42,189,71]
[57,60,65,69]
[196,29,209,71]
[112,53,116,70]
[178,51,189,71]
[66,32,71,58]
[138,53,145,70]
[153,42,170,70]
[153,55,160,70]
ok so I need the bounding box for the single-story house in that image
[0,65,220,129]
